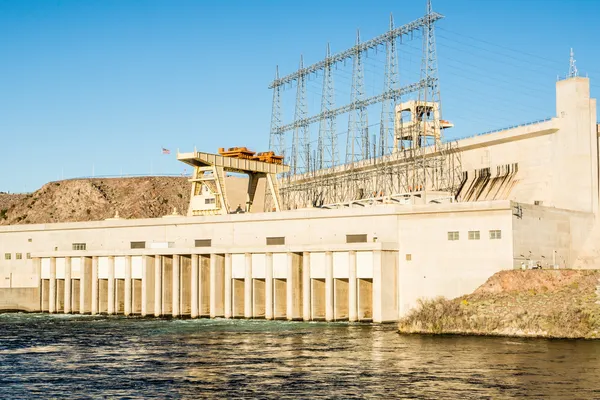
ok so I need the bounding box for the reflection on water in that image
[0,314,599,399]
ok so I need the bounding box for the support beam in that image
[172,255,180,317]
[348,251,358,322]
[244,253,253,318]
[325,251,334,322]
[91,256,98,315]
[64,256,72,314]
[224,253,232,318]
[124,255,132,316]
[49,258,56,314]
[265,253,273,320]
[191,254,199,318]
[302,252,311,321]
[210,253,224,318]
[79,257,91,314]
[154,255,162,317]
[141,255,154,317]
[107,256,115,315]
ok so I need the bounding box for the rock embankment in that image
[0,177,190,225]
[398,269,600,339]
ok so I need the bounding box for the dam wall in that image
[0,201,593,321]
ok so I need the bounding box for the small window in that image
[28,238,32,243]
[346,234,367,243]
[4,253,11,260]
[406,254,412,261]
[26,253,31,259]
[447,231,459,241]
[72,243,87,251]
[205,198,216,205]
[468,231,480,240]
[16,253,22,260]
[266,237,285,246]
[130,241,146,249]
[490,230,502,240]
[195,239,212,247]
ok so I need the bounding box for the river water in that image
[0,314,599,399]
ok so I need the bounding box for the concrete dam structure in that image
[1,76,599,322]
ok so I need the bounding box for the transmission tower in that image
[380,13,399,156]
[292,56,309,175]
[346,30,367,165]
[318,43,337,169]
[269,66,283,156]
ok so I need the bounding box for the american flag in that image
[162,147,170,155]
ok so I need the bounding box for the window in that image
[346,234,367,244]
[72,243,87,251]
[490,230,502,240]
[406,254,412,261]
[468,231,480,240]
[447,231,459,241]
[16,253,22,260]
[28,238,32,243]
[4,253,11,260]
[205,198,216,205]
[266,237,285,246]
[26,253,31,259]
[195,239,212,247]
[130,241,146,249]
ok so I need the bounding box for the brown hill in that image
[0,193,28,218]
[0,175,266,225]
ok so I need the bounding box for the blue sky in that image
[1,0,599,193]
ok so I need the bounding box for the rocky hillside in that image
[0,193,28,218]
[0,175,266,225]
[398,269,600,339]
[0,177,190,225]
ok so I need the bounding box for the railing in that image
[455,117,554,141]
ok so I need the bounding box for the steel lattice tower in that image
[346,30,367,165]
[292,56,309,175]
[269,66,283,157]
[318,43,337,169]
[380,13,399,156]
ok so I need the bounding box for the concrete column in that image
[107,256,115,315]
[154,255,162,317]
[325,251,334,322]
[265,253,273,320]
[286,253,294,320]
[302,252,311,321]
[124,255,132,316]
[349,251,358,322]
[49,257,56,314]
[34,258,42,312]
[64,256,72,314]
[141,256,149,317]
[79,257,87,314]
[244,253,253,319]
[224,253,232,319]
[210,253,224,318]
[91,256,98,315]
[172,255,180,317]
[191,254,199,318]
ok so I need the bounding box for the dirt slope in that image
[0,193,28,217]
[0,175,266,225]
[398,269,600,339]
